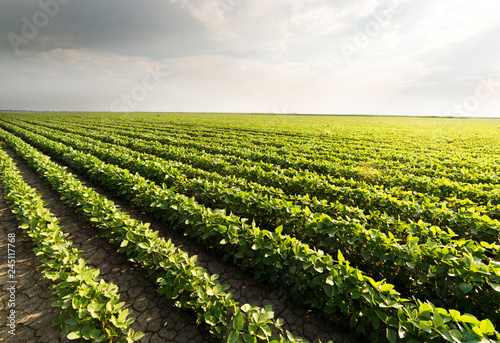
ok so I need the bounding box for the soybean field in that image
[1,112,500,343]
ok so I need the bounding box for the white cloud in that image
[413,0,499,48]
[248,0,379,57]
[170,0,237,39]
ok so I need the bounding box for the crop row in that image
[26,116,500,180]
[9,120,498,248]
[5,118,371,224]
[0,147,143,342]
[13,119,500,260]
[5,118,500,320]
[24,117,500,192]
[1,125,499,342]
[87,120,500,187]
[0,131,304,343]
[4,119,434,239]
[7,118,499,243]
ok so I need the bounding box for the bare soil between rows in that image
[0,143,365,343]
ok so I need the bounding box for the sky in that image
[0,0,499,116]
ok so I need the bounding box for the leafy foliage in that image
[0,128,305,343]
[0,148,142,342]
[1,113,500,342]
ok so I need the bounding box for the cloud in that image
[170,0,236,39]
[0,0,209,58]
[0,48,170,111]
[0,0,499,116]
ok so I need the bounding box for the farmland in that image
[1,112,500,343]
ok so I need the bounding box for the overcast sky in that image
[1,0,499,116]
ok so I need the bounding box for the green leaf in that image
[248,323,258,335]
[138,242,149,249]
[449,329,463,342]
[489,283,500,292]
[233,312,245,331]
[241,304,252,313]
[459,314,480,325]
[351,290,362,299]
[459,283,474,294]
[90,329,103,341]
[337,250,345,264]
[380,283,395,292]
[449,309,461,321]
[235,252,245,259]
[205,315,217,326]
[261,323,272,337]
[480,241,492,249]
[386,328,397,343]
[398,326,407,339]
[418,303,432,320]
[470,327,484,339]
[432,310,445,328]
[132,331,145,341]
[228,330,240,343]
[275,318,284,328]
[118,308,130,323]
[81,323,91,337]
[479,319,495,335]
[60,326,70,338]
[406,261,416,269]
[67,331,82,340]
[72,297,81,309]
